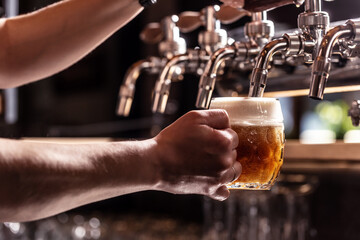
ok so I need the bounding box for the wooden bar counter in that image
[283,140,360,173]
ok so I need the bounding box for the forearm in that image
[0,138,158,222]
[0,110,240,222]
[0,0,143,88]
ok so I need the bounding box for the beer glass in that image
[210,97,285,190]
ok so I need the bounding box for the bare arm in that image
[0,0,143,88]
[0,110,241,222]
[0,138,159,222]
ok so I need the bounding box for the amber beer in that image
[210,97,285,190]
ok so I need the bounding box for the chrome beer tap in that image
[151,5,247,113]
[306,19,360,126]
[196,11,274,109]
[248,0,330,97]
[309,20,360,100]
[116,15,186,116]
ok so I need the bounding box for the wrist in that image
[135,138,162,190]
[89,140,161,194]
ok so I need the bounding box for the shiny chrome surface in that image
[247,0,330,98]
[117,15,186,116]
[152,53,192,113]
[117,58,164,116]
[195,46,237,109]
[309,23,353,99]
[152,5,249,113]
[196,11,274,108]
[248,38,288,97]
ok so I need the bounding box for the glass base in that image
[227,182,272,190]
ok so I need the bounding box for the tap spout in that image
[309,23,353,100]
[249,38,288,97]
[152,53,193,113]
[117,58,160,116]
[196,46,237,109]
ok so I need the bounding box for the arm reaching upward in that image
[0,0,143,88]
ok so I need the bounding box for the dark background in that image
[1,0,360,239]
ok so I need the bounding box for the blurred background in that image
[1,0,358,140]
[1,0,360,239]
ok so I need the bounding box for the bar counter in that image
[283,140,360,173]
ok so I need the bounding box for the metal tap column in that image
[4,0,19,124]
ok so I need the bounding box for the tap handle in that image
[177,11,203,33]
[242,0,304,12]
[215,5,251,24]
[140,22,164,44]
[178,6,250,32]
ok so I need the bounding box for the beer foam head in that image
[210,97,284,125]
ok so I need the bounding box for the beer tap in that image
[152,5,249,113]
[249,0,330,97]
[116,15,186,116]
[309,20,360,99]
[196,11,274,109]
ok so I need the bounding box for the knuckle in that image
[210,109,229,122]
[229,129,239,143]
[209,108,227,116]
[220,155,234,169]
[212,155,233,172]
[212,131,233,152]
[185,110,205,122]
[222,135,233,151]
